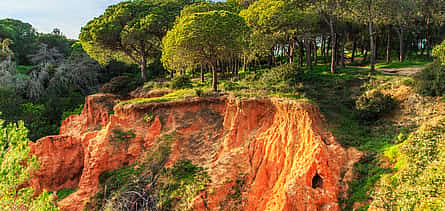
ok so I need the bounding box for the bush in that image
[414,61,445,97]
[371,120,445,210]
[195,88,203,97]
[355,90,396,121]
[433,40,445,64]
[222,81,240,91]
[109,128,136,150]
[169,75,191,89]
[61,104,83,123]
[99,75,141,96]
[259,63,300,86]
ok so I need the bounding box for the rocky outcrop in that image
[29,94,361,211]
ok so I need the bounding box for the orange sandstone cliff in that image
[29,94,361,210]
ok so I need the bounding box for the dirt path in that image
[350,65,427,76]
[377,66,426,76]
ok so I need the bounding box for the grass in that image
[119,89,198,105]
[55,188,78,202]
[374,60,431,69]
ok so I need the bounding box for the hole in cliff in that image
[312,173,323,189]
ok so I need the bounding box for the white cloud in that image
[0,0,123,39]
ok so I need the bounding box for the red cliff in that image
[29,94,361,210]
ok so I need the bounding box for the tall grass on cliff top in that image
[0,118,58,210]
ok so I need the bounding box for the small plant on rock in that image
[144,114,155,123]
[109,128,136,150]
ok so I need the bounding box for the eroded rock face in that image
[29,95,361,211]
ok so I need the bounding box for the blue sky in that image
[0,0,124,39]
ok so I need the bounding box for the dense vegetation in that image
[0,118,58,210]
[0,0,444,209]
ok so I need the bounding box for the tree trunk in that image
[335,35,339,66]
[289,39,294,64]
[141,57,148,81]
[369,21,376,74]
[242,55,247,72]
[211,63,218,92]
[298,41,304,67]
[326,36,331,63]
[305,39,313,70]
[341,32,346,68]
[314,40,318,65]
[398,27,404,62]
[321,34,325,58]
[351,37,357,63]
[426,16,431,56]
[200,64,204,83]
[386,29,391,64]
[329,18,336,73]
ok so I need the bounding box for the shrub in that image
[169,75,191,89]
[195,88,203,97]
[259,63,300,86]
[0,119,58,209]
[414,61,445,97]
[371,120,445,210]
[61,104,83,123]
[99,75,141,96]
[144,114,154,123]
[222,81,240,91]
[433,40,445,64]
[109,128,136,150]
[355,90,396,121]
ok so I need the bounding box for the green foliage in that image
[55,188,77,202]
[0,118,58,210]
[79,0,187,80]
[371,120,445,210]
[433,40,445,64]
[414,61,445,97]
[181,1,239,16]
[194,88,203,97]
[374,60,432,69]
[87,137,209,210]
[240,0,316,59]
[0,18,38,65]
[61,104,83,123]
[21,102,58,141]
[169,75,192,89]
[355,90,396,122]
[109,128,136,150]
[259,63,300,87]
[220,175,247,209]
[37,32,73,58]
[99,75,142,96]
[342,154,392,210]
[162,10,248,91]
[119,89,197,105]
[222,81,242,91]
[157,160,209,210]
[144,114,155,123]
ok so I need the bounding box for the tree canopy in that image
[79,0,187,81]
[162,10,248,91]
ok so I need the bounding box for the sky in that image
[0,0,124,39]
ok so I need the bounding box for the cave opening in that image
[312,173,323,189]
